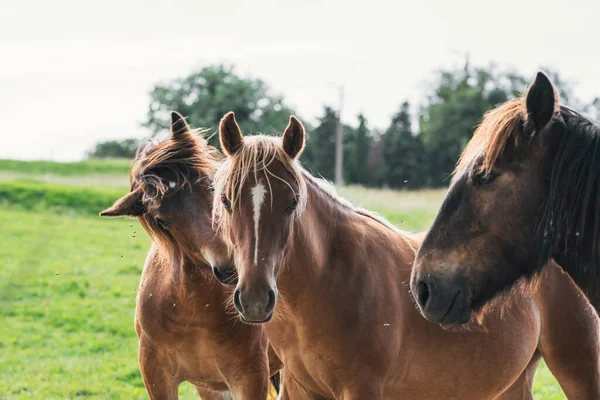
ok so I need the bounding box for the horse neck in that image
[141,245,232,329]
[275,177,416,323]
[159,244,217,300]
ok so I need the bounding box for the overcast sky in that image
[2,0,600,161]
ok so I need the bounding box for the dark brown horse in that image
[100,113,281,399]
[212,112,599,399]
[412,72,600,326]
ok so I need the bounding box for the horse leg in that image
[229,374,270,400]
[196,387,232,400]
[496,350,541,400]
[221,358,270,400]
[540,330,600,400]
[275,372,313,400]
[340,382,383,400]
[216,341,271,400]
[139,339,180,400]
[340,390,383,400]
[536,266,600,399]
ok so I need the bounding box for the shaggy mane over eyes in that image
[131,129,221,251]
[131,129,220,203]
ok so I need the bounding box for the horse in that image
[411,71,600,326]
[100,112,281,400]
[211,111,600,399]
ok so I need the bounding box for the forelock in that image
[212,135,307,236]
[453,98,526,182]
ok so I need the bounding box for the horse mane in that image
[212,135,412,248]
[454,97,527,180]
[538,107,600,285]
[131,129,221,251]
[302,171,413,242]
[454,83,563,181]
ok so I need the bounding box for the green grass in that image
[533,364,568,399]
[0,207,207,399]
[0,207,147,398]
[339,185,447,231]
[0,180,128,216]
[0,159,131,177]
[0,165,566,399]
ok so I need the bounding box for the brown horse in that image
[411,72,600,326]
[212,112,599,399]
[100,113,281,399]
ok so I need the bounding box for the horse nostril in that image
[417,280,430,308]
[265,289,276,313]
[234,289,243,312]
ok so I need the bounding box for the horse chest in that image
[135,290,247,387]
[268,309,396,398]
[137,286,215,339]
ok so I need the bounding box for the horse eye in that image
[155,217,169,230]
[286,199,298,212]
[207,185,215,195]
[473,171,498,186]
[222,196,232,210]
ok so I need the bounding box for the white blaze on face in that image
[251,182,267,265]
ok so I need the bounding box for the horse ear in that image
[282,116,305,159]
[170,112,191,139]
[219,112,243,156]
[99,189,144,217]
[526,72,557,131]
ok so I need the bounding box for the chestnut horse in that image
[411,72,600,324]
[100,113,281,399]
[212,112,599,399]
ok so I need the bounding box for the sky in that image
[2,0,600,161]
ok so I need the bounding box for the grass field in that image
[0,159,565,399]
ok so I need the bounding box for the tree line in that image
[89,63,600,188]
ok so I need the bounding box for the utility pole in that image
[334,85,344,186]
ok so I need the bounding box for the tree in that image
[367,129,386,187]
[540,69,600,118]
[86,138,140,159]
[345,114,371,185]
[381,102,427,189]
[417,61,590,186]
[143,65,295,144]
[419,62,517,186]
[302,106,338,180]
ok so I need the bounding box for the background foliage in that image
[90,62,600,188]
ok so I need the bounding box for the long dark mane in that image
[538,107,600,299]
